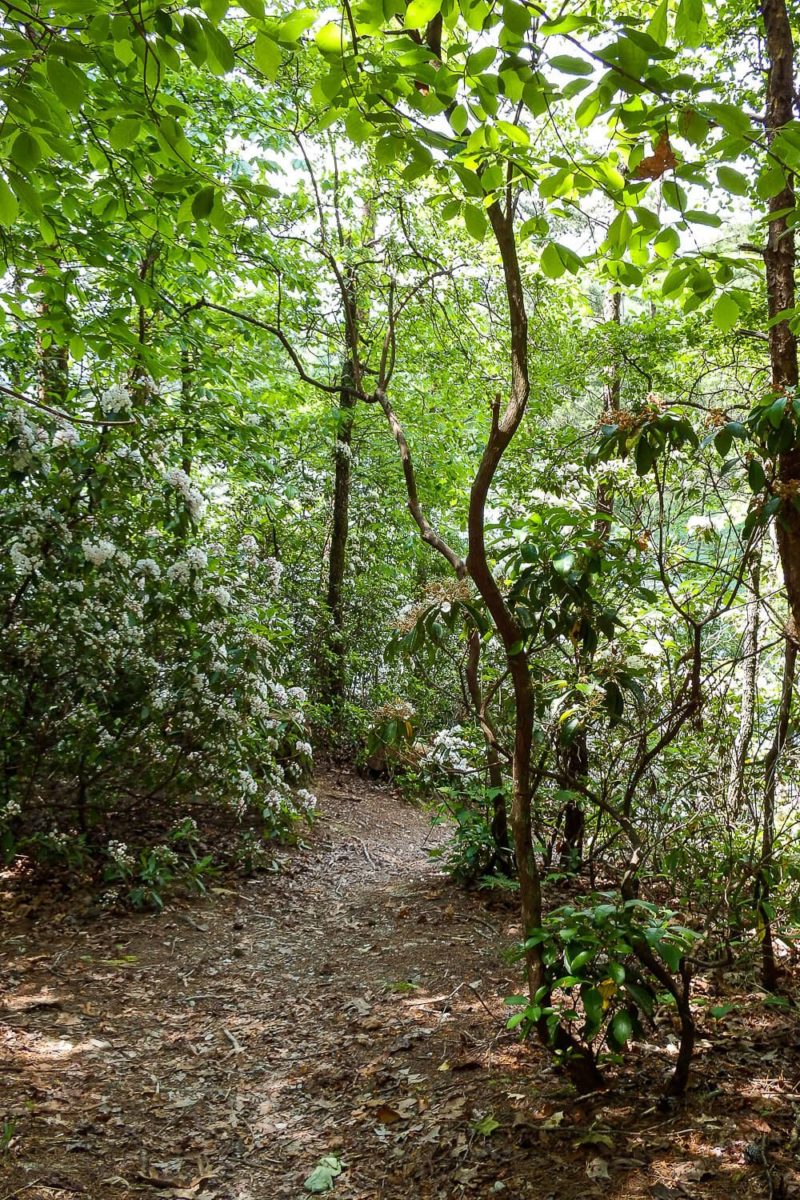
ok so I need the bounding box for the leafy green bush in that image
[0,396,315,885]
[506,896,699,1061]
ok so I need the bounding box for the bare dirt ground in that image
[2,772,800,1200]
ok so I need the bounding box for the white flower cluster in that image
[237,769,259,797]
[10,541,38,575]
[265,557,283,590]
[186,546,208,570]
[295,788,317,811]
[135,558,161,579]
[100,384,132,415]
[82,538,117,566]
[210,585,232,608]
[10,412,49,470]
[422,727,471,774]
[52,425,80,450]
[163,468,206,521]
[107,839,136,872]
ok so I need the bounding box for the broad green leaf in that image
[711,292,739,332]
[11,131,42,169]
[463,203,487,241]
[757,164,787,199]
[0,176,19,227]
[406,0,442,24]
[304,1155,343,1193]
[192,185,216,219]
[497,119,529,145]
[540,242,566,278]
[611,1010,633,1044]
[647,0,669,45]
[315,22,343,53]
[254,33,282,78]
[549,54,593,75]
[47,57,87,110]
[748,459,766,492]
[449,104,469,135]
[109,118,141,151]
[717,165,748,196]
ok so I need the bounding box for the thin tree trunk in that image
[761,0,800,643]
[322,270,358,710]
[760,636,796,989]
[465,626,512,872]
[726,542,762,813]
[595,289,621,540]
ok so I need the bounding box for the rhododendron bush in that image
[0,393,315,898]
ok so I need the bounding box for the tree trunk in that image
[465,625,513,873]
[321,267,359,711]
[726,542,762,813]
[595,289,621,539]
[762,0,800,643]
[321,274,358,710]
[760,635,796,989]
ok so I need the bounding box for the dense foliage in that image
[2,0,800,1094]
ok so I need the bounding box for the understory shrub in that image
[0,393,315,895]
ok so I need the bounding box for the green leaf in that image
[315,22,343,53]
[406,0,442,24]
[109,118,141,151]
[449,105,469,135]
[47,57,87,110]
[549,54,593,75]
[757,164,787,200]
[716,165,748,196]
[474,1114,501,1135]
[540,242,565,278]
[191,186,216,219]
[658,939,682,972]
[11,131,42,169]
[466,46,497,74]
[611,1010,633,1044]
[711,292,739,332]
[497,119,530,145]
[675,0,706,48]
[552,550,574,575]
[278,9,316,43]
[304,1155,343,1193]
[0,176,19,227]
[646,0,669,45]
[463,203,487,241]
[653,227,679,259]
[635,435,655,475]
[254,33,282,79]
[748,458,766,492]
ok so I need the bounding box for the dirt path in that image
[2,774,799,1199]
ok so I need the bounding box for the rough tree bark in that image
[762,0,800,643]
[321,267,358,710]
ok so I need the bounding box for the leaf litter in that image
[2,771,800,1198]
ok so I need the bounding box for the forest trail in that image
[1,775,797,1200]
